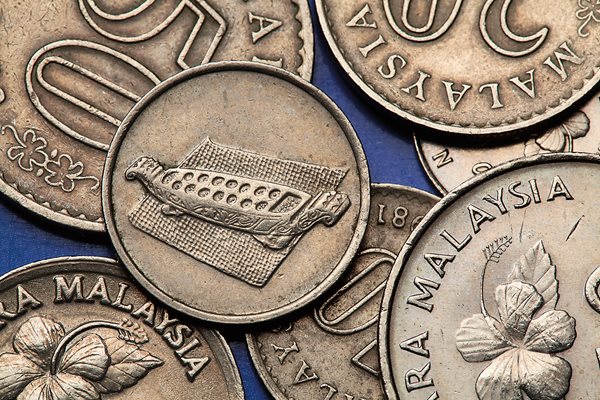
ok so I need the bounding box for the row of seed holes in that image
[169,172,282,211]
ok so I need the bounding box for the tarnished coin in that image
[0,0,313,231]
[416,93,600,193]
[0,256,244,399]
[246,184,438,400]
[380,154,600,400]
[103,62,370,324]
[316,0,600,135]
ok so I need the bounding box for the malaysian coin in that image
[416,93,600,193]
[316,0,600,135]
[380,153,600,400]
[0,0,313,231]
[103,62,370,324]
[0,256,244,399]
[246,184,438,400]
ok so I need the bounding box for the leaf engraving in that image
[94,337,163,394]
[508,240,558,313]
[482,236,512,264]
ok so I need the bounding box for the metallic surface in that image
[316,0,600,135]
[103,62,370,324]
[416,92,600,193]
[380,153,600,400]
[0,256,244,399]
[0,0,313,231]
[246,184,438,400]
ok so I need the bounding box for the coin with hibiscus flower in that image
[0,257,244,400]
[415,90,600,194]
[380,153,600,400]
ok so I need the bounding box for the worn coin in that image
[316,0,600,135]
[416,93,600,193]
[103,62,370,324]
[0,0,313,231]
[246,184,438,400]
[0,256,244,399]
[380,153,600,400]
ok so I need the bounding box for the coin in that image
[103,62,370,324]
[0,256,244,399]
[380,153,600,400]
[316,0,600,135]
[0,0,313,231]
[246,184,438,400]
[416,93,600,193]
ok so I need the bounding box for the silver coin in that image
[0,256,244,399]
[415,92,600,194]
[0,0,313,231]
[380,153,600,400]
[247,184,438,400]
[103,61,370,324]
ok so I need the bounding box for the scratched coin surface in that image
[317,0,600,135]
[103,62,370,324]
[0,0,313,231]
[246,184,438,400]
[0,256,244,399]
[416,92,600,193]
[380,154,600,400]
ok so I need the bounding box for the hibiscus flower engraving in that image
[577,0,600,37]
[524,111,590,157]
[1,125,100,193]
[455,240,577,400]
[0,316,163,399]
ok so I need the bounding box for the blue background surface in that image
[0,1,438,398]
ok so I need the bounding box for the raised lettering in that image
[543,42,584,81]
[359,35,387,58]
[424,253,455,278]
[400,331,430,358]
[431,149,453,168]
[16,285,42,314]
[347,4,377,28]
[272,342,299,364]
[479,83,503,109]
[248,13,283,43]
[442,81,471,110]
[378,54,407,79]
[85,277,111,304]
[407,277,440,312]
[468,204,496,233]
[54,275,85,303]
[483,188,507,214]
[293,360,318,384]
[405,362,434,391]
[509,70,536,98]
[440,230,471,251]
[401,71,431,101]
[509,181,531,209]
[547,176,574,201]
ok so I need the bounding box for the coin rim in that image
[413,134,451,195]
[378,152,600,400]
[315,0,600,136]
[0,0,315,233]
[245,183,439,400]
[102,61,370,324]
[0,255,245,399]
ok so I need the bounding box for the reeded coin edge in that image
[102,61,370,324]
[293,0,315,81]
[245,183,440,400]
[0,256,245,400]
[378,152,600,400]
[315,0,600,136]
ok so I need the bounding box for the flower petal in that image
[18,374,100,400]
[13,316,65,369]
[59,334,109,381]
[519,351,572,400]
[456,314,513,362]
[496,282,543,341]
[476,349,522,400]
[535,127,565,152]
[524,310,576,353]
[562,111,590,139]
[0,353,43,398]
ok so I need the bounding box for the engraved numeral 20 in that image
[383,0,549,57]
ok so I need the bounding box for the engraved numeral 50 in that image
[384,0,549,57]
